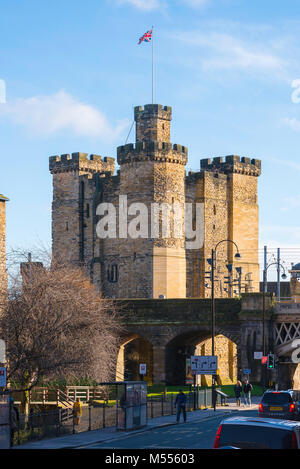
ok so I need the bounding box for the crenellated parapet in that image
[200,155,261,177]
[134,104,172,121]
[49,152,115,175]
[117,141,188,166]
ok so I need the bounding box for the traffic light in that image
[267,354,275,369]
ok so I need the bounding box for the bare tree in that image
[0,253,122,413]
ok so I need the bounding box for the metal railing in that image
[13,388,223,446]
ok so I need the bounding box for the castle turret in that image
[49,153,115,266]
[289,263,300,302]
[135,104,172,143]
[187,156,261,297]
[110,104,187,299]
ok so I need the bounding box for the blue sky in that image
[1,0,300,278]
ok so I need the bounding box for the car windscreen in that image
[219,424,294,449]
[261,393,292,404]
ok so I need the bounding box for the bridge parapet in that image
[241,293,272,312]
[274,303,300,315]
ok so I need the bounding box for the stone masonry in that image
[49,104,261,300]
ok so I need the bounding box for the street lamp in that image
[262,261,286,390]
[208,239,241,410]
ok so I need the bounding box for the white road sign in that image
[190,356,218,375]
[254,352,263,360]
[0,340,5,363]
[139,364,147,375]
[0,367,6,387]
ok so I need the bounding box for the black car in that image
[213,416,300,449]
[258,390,300,421]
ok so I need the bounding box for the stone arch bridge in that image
[114,294,291,387]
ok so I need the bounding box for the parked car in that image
[258,390,300,421]
[213,416,300,449]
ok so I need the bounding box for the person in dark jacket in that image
[233,380,242,406]
[174,389,187,423]
[9,397,19,447]
[243,379,253,406]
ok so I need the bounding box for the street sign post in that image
[0,367,6,387]
[190,356,218,375]
[254,352,263,360]
[0,340,5,364]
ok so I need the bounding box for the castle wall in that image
[49,106,261,300]
[49,153,115,267]
[229,171,260,293]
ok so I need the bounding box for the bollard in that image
[88,405,91,431]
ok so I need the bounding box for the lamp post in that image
[262,261,287,391]
[209,239,241,410]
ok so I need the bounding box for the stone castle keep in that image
[50,104,261,300]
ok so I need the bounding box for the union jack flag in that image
[138,30,152,45]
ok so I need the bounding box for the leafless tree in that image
[0,250,123,413]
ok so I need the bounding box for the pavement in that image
[15,397,260,449]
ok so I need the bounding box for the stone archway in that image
[165,328,238,386]
[116,334,153,384]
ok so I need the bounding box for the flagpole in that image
[152,25,154,104]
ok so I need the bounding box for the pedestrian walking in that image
[73,398,82,426]
[174,389,187,423]
[234,380,242,406]
[9,397,19,448]
[243,379,253,406]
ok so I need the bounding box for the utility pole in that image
[277,248,281,302]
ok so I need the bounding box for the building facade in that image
[49,104,261,299]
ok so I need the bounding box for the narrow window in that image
[86,203,90,218]
[108,264,118,283]
[112,265,118,282]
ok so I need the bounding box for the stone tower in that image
[0,194,9,300]
[115,104,188,298]
[49,103,261,299]
[289,263,300,302]
[49,153,115,266]
[186,156,261,297]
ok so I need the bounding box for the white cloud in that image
[260,224,300,247]
[173,31,285,73]
[115,0,163,10]
[0,90,129,140]
[284,117,300,132]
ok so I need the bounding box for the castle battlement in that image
[49,103,261,303]
[117,141,188,166]
[200,155,261,176]
[49,152,115,174]
[186,170,228,182]
[134,104,172,120]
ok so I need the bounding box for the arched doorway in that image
[165,330,237,386]
[116,335,153,384]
